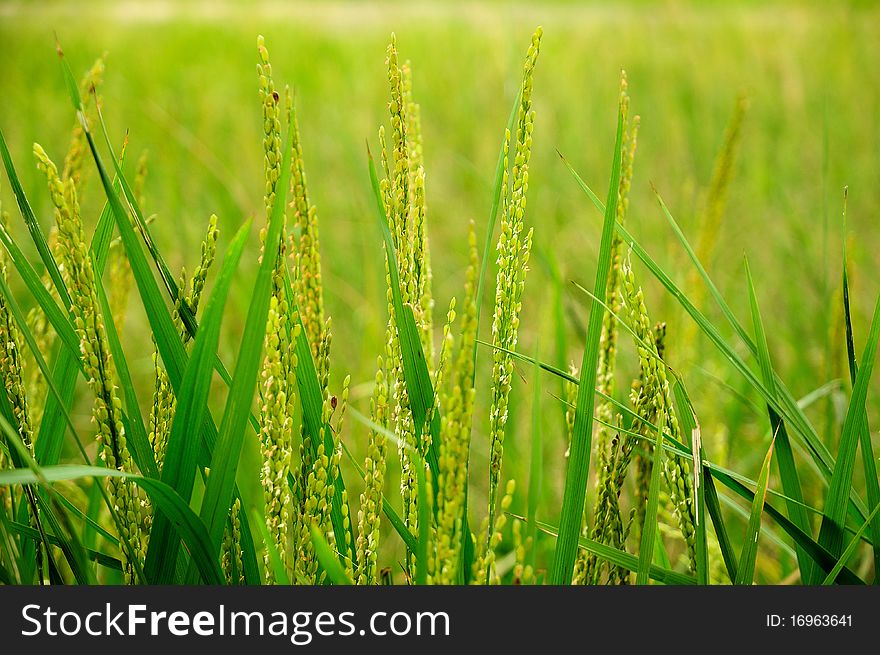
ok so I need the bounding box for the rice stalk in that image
[287,91,326,362]
[221,497,244,585]
[621,256,696,572]
[147,216,218,467]
[33,143,147,582]
[24,58,106,429]
[0,206,34,495]
[487,26,542,545]
[355,358,389,584]
[432,222,478,584]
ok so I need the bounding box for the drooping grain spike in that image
[34,143,147,582]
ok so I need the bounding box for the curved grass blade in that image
[841,241,880,582]
[0,129,70,308]
[551,97,624,585]
[734,437,775,585]
[822,501,880,585]
[704,470,738,581]
[0,464,223,584]
[815,290,880,575]
[710,468,863,584]
[744,258,811,579]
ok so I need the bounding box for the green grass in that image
[0,0,878,585]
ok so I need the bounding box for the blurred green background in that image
[1,0,878,581]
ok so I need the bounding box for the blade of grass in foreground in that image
[145,220,250,583]
[745,258,811,580]
[710,468,863,584]
[841,239,880,582]
[0,464,223,584]
[734,437,775,585]
[550,93,624,585]
[0,129,70,308]
[562,161,869,526]
[822,501,880,585]
[814,290,880,580]
[703,470,738,582]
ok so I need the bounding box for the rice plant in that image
[0,20,877,588]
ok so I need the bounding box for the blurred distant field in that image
[1,0,878,581]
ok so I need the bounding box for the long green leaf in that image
[710,468,863,584]
[550,98,624,585]
[563,161,868,525]
[734,438,775,585]
[703,470,738,581]
[0,464,223,583]
[744,258,811,579]
[197,123,292,563]
[0,129,70,308]
[145,220,250,583]
[815,290,880,573]
[822,501,880,585]
[841,245,880,582]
